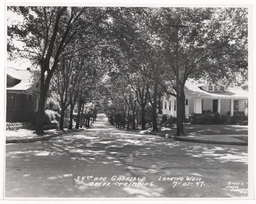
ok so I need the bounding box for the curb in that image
[147,132,248,146]
[173,136,248,146]
[6,129,84,144]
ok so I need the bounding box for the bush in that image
[167,116,175,126]
[28,110,60,125]
[191,113,205,124]
[221,115,228,124]
[192,112,223,124]
[229,115,248,125]
[161,114,168,124]
[45,109,60,124]
[211,112,221,124]
[46,97,60,112]
[191,112,248,125]
[161,115,175,127]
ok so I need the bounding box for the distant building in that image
[241,82,248,91]
[6,67,40,122]
[162,79,248,119]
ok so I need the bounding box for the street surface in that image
[5,114,248,198]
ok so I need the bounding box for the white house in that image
[6,67,40,122]
[162,79,248,119]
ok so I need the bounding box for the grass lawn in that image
[155,124,248,136]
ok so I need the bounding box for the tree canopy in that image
[7,6,248,135]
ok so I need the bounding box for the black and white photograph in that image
[1,0,255,202]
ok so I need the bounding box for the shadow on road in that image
[5,114,248,198]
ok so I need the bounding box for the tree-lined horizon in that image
[7,6,248,135]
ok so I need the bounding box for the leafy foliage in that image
[7,7,248,134]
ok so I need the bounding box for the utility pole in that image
[169,23,187,136]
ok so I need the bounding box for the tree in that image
[52,57,72,130]
[146,7,248,135]
[7,6,109,134]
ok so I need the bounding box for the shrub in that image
[161,114,168,124]
[191,113,205,124]
[221,115,228,124]
[167,116,175,126]
[46,97,60,112]
[45,109,60,124]
[29,110,60,125]
[211,112,221,124]
[161,115,175,127]
[192,112,223,124]
[229,115,248,125]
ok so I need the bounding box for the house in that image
[162,79,248,119]
[6,67,40,122]
[241,82,248,91]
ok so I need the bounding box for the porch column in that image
[230,99,234,116]
[244,99,248,116]
[194,98,202,114]
[218,99,221,114]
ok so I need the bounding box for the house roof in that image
[185,79,248,99]
[6,67,38,92]
[7,67,34,82]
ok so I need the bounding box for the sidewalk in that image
[173,134,248,146]
[147,131,248,146]
[6,128,84,144]
[6,128,248,146]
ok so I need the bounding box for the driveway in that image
[5,114,248,198]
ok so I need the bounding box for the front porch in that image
[186,98,248,118]
[6,93,39,122]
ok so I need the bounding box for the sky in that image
[5,8,33,69]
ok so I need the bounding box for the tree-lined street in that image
[6,114,248,197]
[6,6,249,198]
[7,7,248,136]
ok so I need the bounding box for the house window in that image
[214,86,218,91]
[208,84,213,91]
[169,101,171,110]
[7,93,15,109]
[213,99,218,112]
[164,101,167,109]
[244,99,248,108]
[174,100,177,111]
[219,86,224,91]
[234,100,239,112]
[185,99,188,105]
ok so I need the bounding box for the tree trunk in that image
[152,82,158,131]
[59,107,65,130]
[36,85,48,135]
[126,109,130,129]
[157,92,162,114]
[80,103,84,128]
[176,85,185,135]
[127,118,130,129]
[87,117,90,128]
[132,112,136,130]
[36,97,46,135]
[179,84,186,135]
[114,115,118,128]
[85,118,88,128]
[68,104,74,129]
[75,100,82,129]
[141,106,146,130]
[136,110,139,128]
[123,110,126,129]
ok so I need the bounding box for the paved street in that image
[5,114,248,198]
